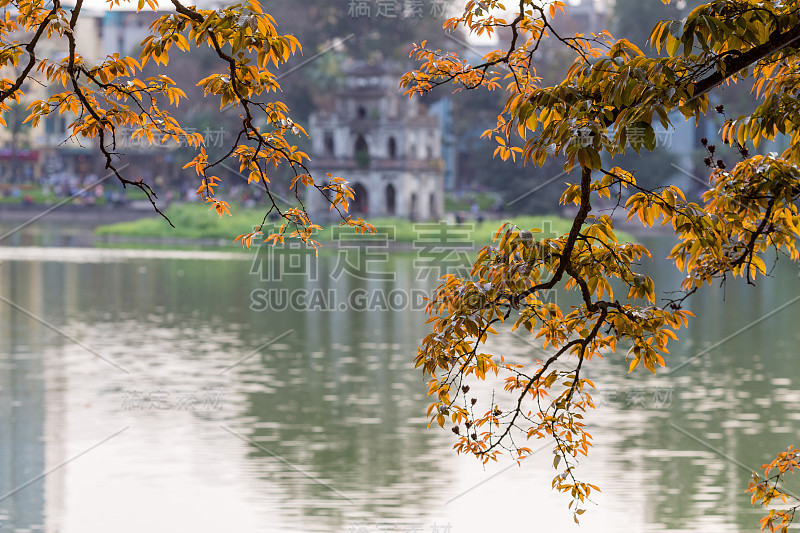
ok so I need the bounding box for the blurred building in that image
[0,8,106,183]
[307,62,445,220]
[0,8,180,187]
[429,98,456,191]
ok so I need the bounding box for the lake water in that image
[0,222,798,532]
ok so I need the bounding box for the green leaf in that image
[665,34,681,57]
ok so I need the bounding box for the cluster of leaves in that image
[402,0,800,524]
[416,215,690,517]
[747,446,800,532]
[0,0,371,246]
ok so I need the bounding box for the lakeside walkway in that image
[0,202,162,226]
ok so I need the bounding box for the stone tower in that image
[307,62,444,221]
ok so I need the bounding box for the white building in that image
[307,62,444,220]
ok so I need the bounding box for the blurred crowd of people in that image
[1,171,128,206]
[0,169,276,209]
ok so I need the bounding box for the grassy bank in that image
[95,203,632,245]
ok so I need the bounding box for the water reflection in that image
[583,237,800,532]
[0,251,455,532]
[0,266,46,532]
[0,236,797,532]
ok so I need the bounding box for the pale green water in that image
[0,225,798,532]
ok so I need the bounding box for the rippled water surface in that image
[0,227,798,532]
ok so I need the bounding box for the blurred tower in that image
[307,61,444,220]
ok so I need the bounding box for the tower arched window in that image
[352,182,369,213]
[385,184,396,215]
[355,135,370,168]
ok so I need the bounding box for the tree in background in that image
[443,74,555,212]
[402,0,800,528]
[265,2,456,63]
